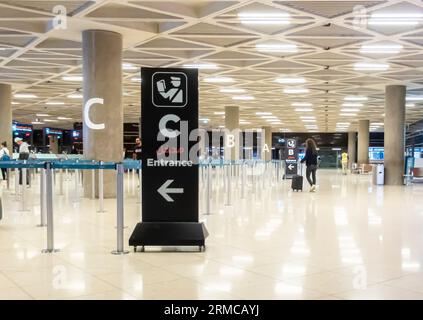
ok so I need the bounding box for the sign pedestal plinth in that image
[129,222,208,249]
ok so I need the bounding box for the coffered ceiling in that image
[2,0,423,133]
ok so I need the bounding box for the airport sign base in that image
[129,222,209,252]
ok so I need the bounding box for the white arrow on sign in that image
[288,164,294,171]
[158,179,184,202]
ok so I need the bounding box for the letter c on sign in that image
[84,98,105,130]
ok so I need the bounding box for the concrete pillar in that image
[224,106,239,161]
[262,126,272,161]
[0,84,12,153]
[358,120,369,165]
[385,85,406,185]
[348,131,357,168]
[82,30,123,198]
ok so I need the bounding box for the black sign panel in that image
[141,68,198,222]
[286,139,298,162]
[129,67,208,250]
[286,162,298,176]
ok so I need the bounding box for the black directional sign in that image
[129,67,208,251]
[285,139,298,178]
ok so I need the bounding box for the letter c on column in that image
[84,98,105,130]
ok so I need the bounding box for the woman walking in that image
[300,138,318,192]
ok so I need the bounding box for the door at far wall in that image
[49,136,59,154]
[317,148,339,168]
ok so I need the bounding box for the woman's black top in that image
[300,149,318,166]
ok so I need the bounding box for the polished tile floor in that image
[1,167,423,300]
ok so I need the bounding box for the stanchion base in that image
[41,249,60,254]
[129,222,209,250]
[36,224,47,227]
[111,250,129,255]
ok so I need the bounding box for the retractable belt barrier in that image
[0,160,142,254]
[0,159,283,253]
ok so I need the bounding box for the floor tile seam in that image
[0,269,36,299]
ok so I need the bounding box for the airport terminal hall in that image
[2,0,423,304]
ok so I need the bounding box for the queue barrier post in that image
[97,162,106,213]
[112,163,129,255]
[20,162,29,212]
[42,162,59,253]
[37,167,47,227]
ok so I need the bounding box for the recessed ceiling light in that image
[369,13,422,26]
[62,76,83,81]
[68,94,83,99]
[122,63,138,71]
[183,63,218,70]
[238,12,291,25]
[340,113,357,116]
[302,119,316,122]
[295,108,313,112]
[284,88,309,94]
[256,112,272,115]
[214,112,225,115]
[220,88,246,93]
[46,101,65,105]
[11,102,20,105]
[31,121,44,125]
[255,43,297,53]
[406,103,415,107]
[300,116,315,119]
[406,96,423,101]
[261,116,277,119]
[44,119,57,122]
[292,102,313,107]
[342,103,363,107]
[131,77,142,82]
[232,95,254,100]
[14,93,37,99]
[57,117,72,120]
[372,122,384,126]
[275,77,306,84]
[354,62,389,71]
[36,113,50,117]
[360,44,403,54]
[344,96,368,101]
[204,77,234,83]
[340,108,360,112]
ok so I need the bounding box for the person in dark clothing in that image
[300,138,318,192]
[133,137,142,161]
[133,138,142,179]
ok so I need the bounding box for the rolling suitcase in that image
[291,162,303,192]
[291,174,303,192]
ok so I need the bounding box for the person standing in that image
[0,141,10,180]
[15,137,30,185]
[133,137,142,161]
[341,150,349,175]
[300,138,319,192]
[133,138,142,182]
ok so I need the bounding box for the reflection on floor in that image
[1,168,423,300]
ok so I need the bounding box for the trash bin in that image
[373,164,384,185]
